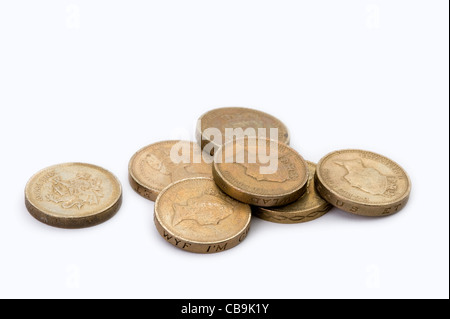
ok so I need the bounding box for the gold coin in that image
[315,149,411,217]
[213,138,309,207]
[129,140,213,201]
[154,178,251,254]
[25,163,122,228]
[252,161,332,223]
[196,107,290,155]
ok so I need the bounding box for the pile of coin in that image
[25,107,411,254]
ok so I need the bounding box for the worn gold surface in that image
[315,149,411,217]
[253,161,332,223]
[129,140,213,201]
[154,178,251,254]
[196,107,290,155]
[213,138,308,207]
[25,163,122,228]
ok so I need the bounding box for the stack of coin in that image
[196,107,334,225]
[126,107,411,253]
[24,106,411,254]
[195,107,411,221]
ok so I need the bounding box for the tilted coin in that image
[25,163,122,228]
[154,178,252,254]
[196,107,290,155]
[315,149,411,217]
[213,138,309,207]
[129,140,213,201]
[252,161,332,224]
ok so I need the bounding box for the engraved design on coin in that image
[228,145,295,183]
[145,147,211,184]
[26,163,122,228]
[239,162,289,183]
[237,155,294,183]
[146,150,171,176]
[45,173,104,210]
[154,178,251,253]
[172,194,234,227]
[335,159,397,197]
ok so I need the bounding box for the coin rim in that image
[154,177,252,246]
[25,162,122,228]
[212,138,309,206]
[252,161,333,224]
[196,106,291,151]
[315,149,412,207]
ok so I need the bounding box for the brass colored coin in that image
[25,163,122,228]
[154,178,252,254]
[315,149,411,217]
[253,161,332,223]
[129,140,213,201]
[196,107,290,155]
[213,138,309,207]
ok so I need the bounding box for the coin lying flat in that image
[25,163,122,228]
[129,140,213,201]
[315,149,411,217]
[252,161,332,223]
[154,178,251,254]
[213,138,309,207]
[196,107,290,155]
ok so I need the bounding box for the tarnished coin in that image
[25,163,122,228]
[213,138,309,207]
[129,140,213,201]
[253,161,332,223]
[196,107,290,155]
[154,178,251,254]
[315,149,411,217]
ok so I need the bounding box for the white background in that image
[0,1,448,299]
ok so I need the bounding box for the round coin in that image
[129,140,213,201]
[25,163,122,228]
[253,161,332,223]
[213,138,309,207]
[315,149,411,217]
[154,178,252,254]
[196,107,290,155]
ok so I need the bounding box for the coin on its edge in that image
[213,138,309,207]
[253,161,332,223]
[129,140,213,201]
[315,149,411,217]
[154,178,251,254]
[196,107,290,155]
[25,163,122,228]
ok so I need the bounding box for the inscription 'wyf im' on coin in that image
[315,149,411,217]
[154,178,251,254]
